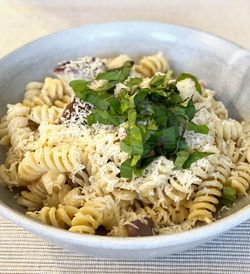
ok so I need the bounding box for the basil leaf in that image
[150,75,164,85]
[95,81,117,92]
[185,99,196,120]
[187,121,209,134]
[176,73,202,94]
[131,155,141,167]
[120,139,132,155]
[128,108,137,126]
[183,151,214,168]
[134,89,151,106]
[85,93,109,110]
[126,77,142,88]
[87,109,123,126]
[120,158,133,179]
[129,125,144,155]
[150,71,172,89]
[70,80,90,93]
[96,61,134,82]
[221,187,236,207]
[175,150,190,169]
[177,137,188,151]
[70,80,92,100]
[139,155,156,168]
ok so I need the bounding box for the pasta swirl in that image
[135,53,168,77]
[18,145,84,181]
[69,196,119,234]
[27,205,78,228]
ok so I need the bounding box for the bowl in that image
[0,22,250,259]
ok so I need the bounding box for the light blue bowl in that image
[0,22,250,259]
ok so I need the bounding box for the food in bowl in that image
[0,52,249,237]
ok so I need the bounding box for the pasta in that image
[29,105,63,125]
[27,205,78,228]
[0,53,249,237]
[69,196,118,234]
[134,52,169,77]
[0,115,10,145]
[228,162,250,196]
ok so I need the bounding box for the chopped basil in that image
[187,121,209,134]
[221,187,236,207]
[183,151,214,168]
[120,158,133,179]
[96,61,134,82]
[126,77,143,88]
[70,80,90,94]
[71,63,212,178]
[185,99,196,120]
[175,150,190,169]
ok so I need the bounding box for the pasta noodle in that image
[27,205,78,228]
[135,52,168,77]
[18,145,84,182]
[29,105,63,125]
[0,115,10,145]
[228,162,250,196]
[0,53,249,237]
[69,196,118,234]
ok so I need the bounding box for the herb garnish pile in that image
[70,61,212,179]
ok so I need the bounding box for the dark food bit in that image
[125,218,154,237]
[95,225,109,236]
[59,97,93,126]
[53,61,71,72]
[27,119,39,131]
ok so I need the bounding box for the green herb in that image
[185,99,196,120]
[70,63,212,178]
[183,151,214,168]
[96,61,134,82]
[175,150,190,169]
[70,80,92,99]
[187,121,209,134]
[120,158,133,179]
[126,77,143,88]
[221,187,236,207]
[176,73,202,94]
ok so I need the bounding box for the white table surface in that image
[0,0,250,273]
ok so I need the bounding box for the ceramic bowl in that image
[0,22,250,259]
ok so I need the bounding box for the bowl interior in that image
[0,22,250,226]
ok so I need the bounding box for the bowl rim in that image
[0,21,250,249]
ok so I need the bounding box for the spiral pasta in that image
[18,145,84,182]
[228,162,250,196]
[218,139,245,164]
[41,77,72,101]
[211,99,228,119]
[69,196,119,234]
[23,78,71,108]
[41,170,66,195]
[17,179,47,210]
[135,52,168,77]
[27,205,78,228]
[29,105,63,125]
[188,179,223,223]
[0,115,10,145]
[215,118,242,144]
[45,184,72,207]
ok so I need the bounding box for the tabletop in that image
[0,0,250,273]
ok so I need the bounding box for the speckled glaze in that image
[0,22,250,259]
